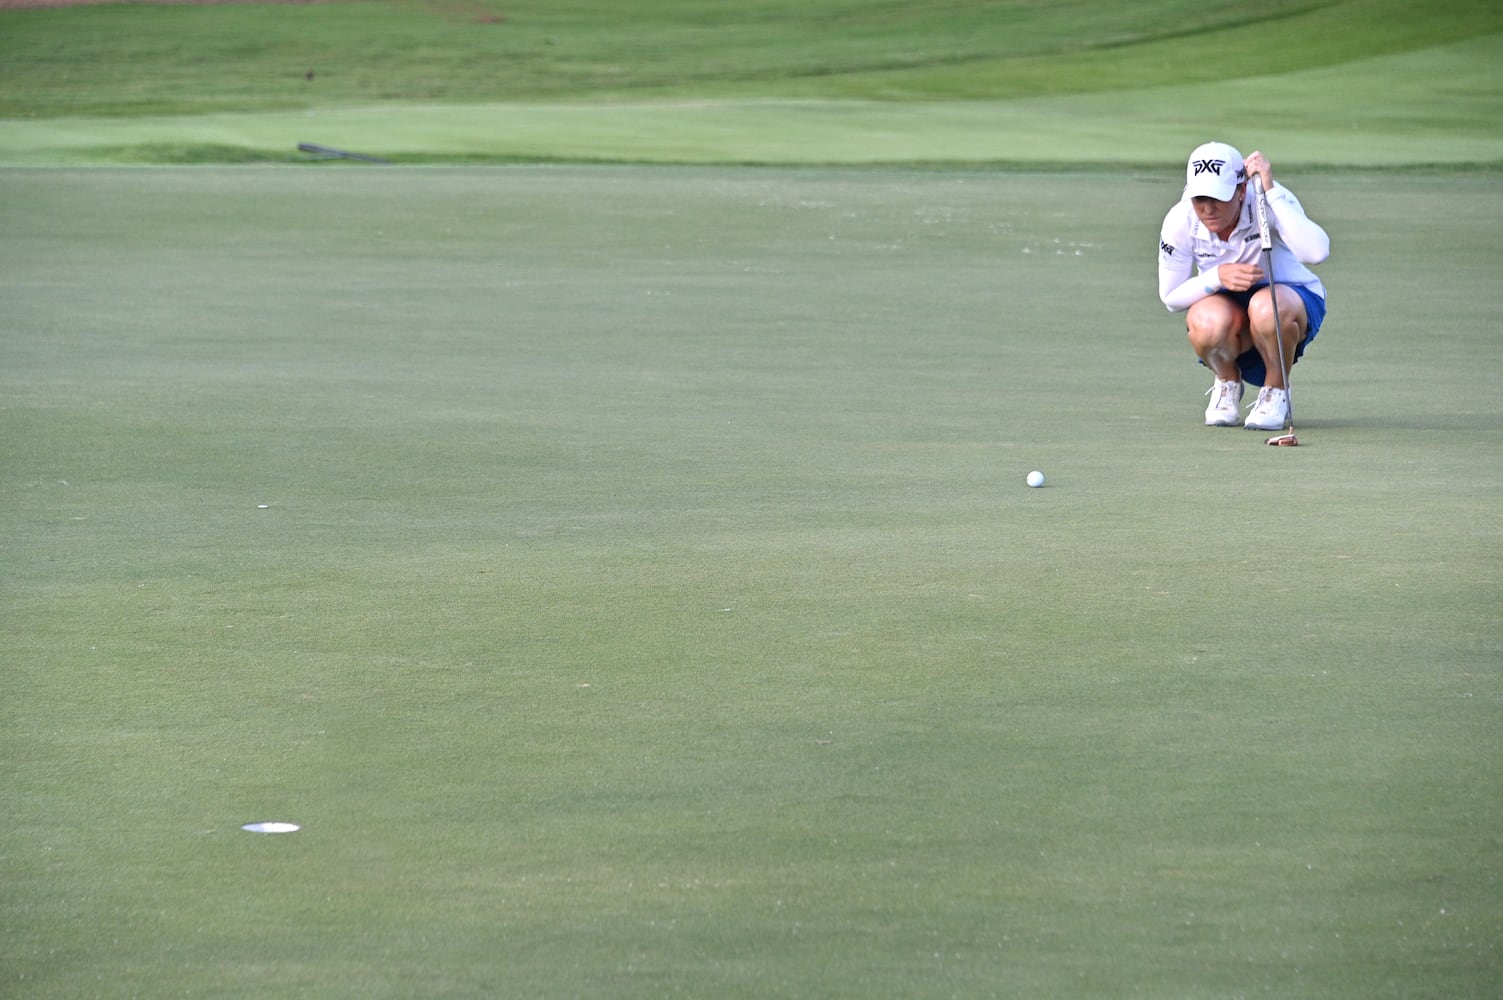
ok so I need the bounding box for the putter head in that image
[1265,433,1299,447]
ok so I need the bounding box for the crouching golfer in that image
[1157,141,1331,430]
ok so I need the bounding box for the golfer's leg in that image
[1185,295,1251,382]
[1247,286,1308,390]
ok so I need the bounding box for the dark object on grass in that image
[298,142,389,164]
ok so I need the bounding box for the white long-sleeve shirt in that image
[1157,184,1329,312]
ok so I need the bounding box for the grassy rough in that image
[1,0,1499,166]
[0,0,1335,115]
[1,27,1500,169]
[1,0,1500,115]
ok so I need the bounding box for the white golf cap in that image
[1183,141,1246,201]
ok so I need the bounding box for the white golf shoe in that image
[1244,386,1290,431]
[1203,379,1243,426]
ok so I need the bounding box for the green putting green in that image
[3,0,1500,994]
[3,164,1498,998]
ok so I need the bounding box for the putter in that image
[1252,175,1298,446]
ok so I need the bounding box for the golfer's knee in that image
[1186,316,1231,352]
[1248,296,1277,331]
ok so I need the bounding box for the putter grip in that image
[1252,176,1273,251]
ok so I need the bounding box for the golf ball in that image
[1026,470,1045,488]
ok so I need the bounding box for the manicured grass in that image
[3,166,1499,997]
[2,28,1501,168]
[0,0,1353,116]
[1,0,1500,166]
[3,0,1500,994]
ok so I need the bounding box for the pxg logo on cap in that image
[1184,142,1246,201]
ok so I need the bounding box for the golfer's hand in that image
[1245,150,1274,193]
[1217,262,1264,291]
